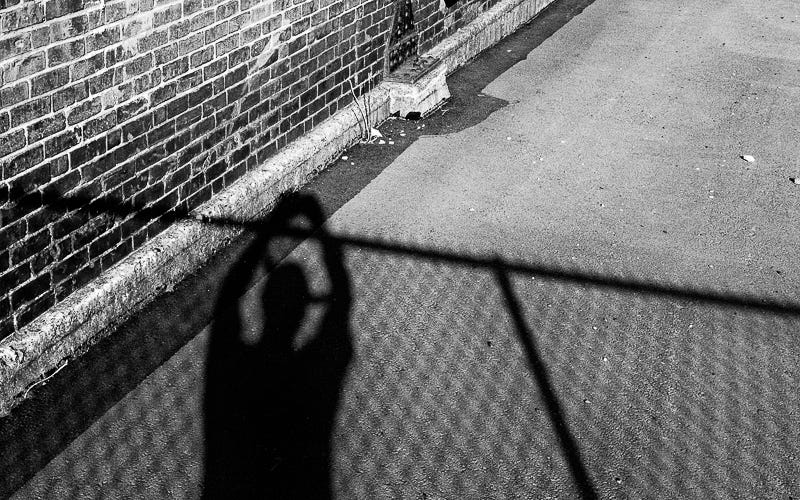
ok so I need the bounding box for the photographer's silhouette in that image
[203,194,352,499]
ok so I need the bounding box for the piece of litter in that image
[506,49,512,52]
[388,141,394,145]
[469,208,475,212]
[350,162,354,165]
[342,155,348,160]
[506,137,511,141]
[378,139,386,144]
[741,155,755,162]
[790,177,800,185]
[370,127,383,138]
[399,133,406,137]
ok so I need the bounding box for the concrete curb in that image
[0,0,556,416]
[430,0,555,74]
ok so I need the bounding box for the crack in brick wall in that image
[0,0,505,340]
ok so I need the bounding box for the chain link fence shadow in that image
[2,191,799,499]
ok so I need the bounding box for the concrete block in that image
[383,62,450,118]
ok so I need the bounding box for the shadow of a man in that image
[203,194,352,499]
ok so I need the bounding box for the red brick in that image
[31,66,71,96]
[28,113,67,143]
[45,0,86,21]
[48,39,85,66]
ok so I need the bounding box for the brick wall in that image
[0,0,503,340]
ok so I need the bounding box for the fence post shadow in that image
[494,265,598,500]
[202,193,352,499]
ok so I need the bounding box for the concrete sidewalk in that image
[4,0,800,498]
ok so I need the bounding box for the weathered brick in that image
[122,113,152,140]
[31,66,71,96]
[16,292,55,329]
[11,97,51,128]
[117,96,149,122]
[1,81,29,107]
[229,11,249,31]
[53,81,88,110]
[45,0,85,20]
[241,24,260,43]
[0,34,32,62]
[44,128,80,156]
[177,32,203,56]
[48,39,85,66]
[83,111,117,138]
[47,153,70,177]
[0,113,9,134]
[19,25,42,49]
[50,13,89,41]
[28,113,66,143]
[52,247,88,282]
[70,136,107,167]
[121,17,148,38]
[175,106,201,129]
[215,0,237,19]
[0,264,32,296]
[202,58,226,79]
[133,71,162,93]
[2,2,45,31]
[183,0,202,15]
[2,52,46,83]
[187,82,211,106]
[0,130,26,158]
[190,115,214,139]
[10,270,51,309]
[67,96,102,125]
[69,52,104,80]
[124,54,153,77]
[86,26,121,52]
[86,6,103,29]
[189,46,213,68]
[190,10,214,31]
[88,68,114,93]
[215,33,239,56]
[104,44,134,67]
[147,120,175,144]
[137,29,169,52]
[154,3,182,27]
[8,162,51,198]
[168,18,190,39]
[103,0,128,23]
[174,69,201,93]
[151,82,176,105]
[152,44,176,66]
[107,128,121,148]
[204,20,228,43]
[228,46,250,67]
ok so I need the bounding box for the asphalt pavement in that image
[3,0,800,498]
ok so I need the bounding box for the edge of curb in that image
[0,0,555,417]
